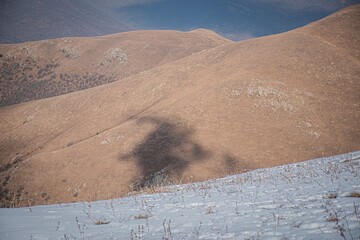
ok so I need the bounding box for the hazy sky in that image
[116,0,360,40]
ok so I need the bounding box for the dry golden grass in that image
[347,192,360,198]
[0,5,359,207]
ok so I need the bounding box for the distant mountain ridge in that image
[0,0,130,43]
[1,0,359,43]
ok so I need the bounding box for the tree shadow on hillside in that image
[122,116,211,191]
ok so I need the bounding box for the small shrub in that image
[59,47,79,59]
[205,206,215,214]
[326,216,339,222]
[105,48,128,63]
[134,213,151,220]
[131,167,172,192]
[94,218,110,225]
[325,193,338,199]
[347,192,360,198]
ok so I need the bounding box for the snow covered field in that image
[1,151,360,240]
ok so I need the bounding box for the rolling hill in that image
[0,4,359,207]
[0,29,230,107]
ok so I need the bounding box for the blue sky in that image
[116,0,360,40]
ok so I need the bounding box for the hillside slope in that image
[0,151,359,239]
[0,29,231,106]
[0,5,359,207]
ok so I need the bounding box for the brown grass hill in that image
[0,29,231,107]
[0,5,359,207]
